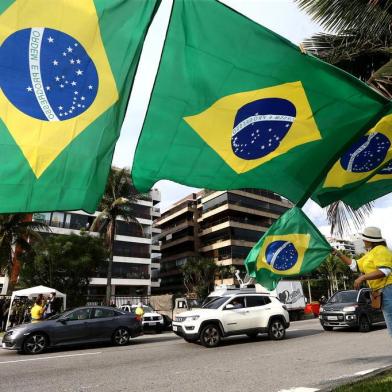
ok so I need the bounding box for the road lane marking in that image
[0,351,101,365]
[277,388,319,392]
[354,368,378,376]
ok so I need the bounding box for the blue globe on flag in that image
[340,133,390,173]
[265,240,299,271]
[231,98,296,160]
[0,28,99,121]
[379,160,392,175]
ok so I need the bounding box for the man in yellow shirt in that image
[31,299,44,323]
[334,227,392,337]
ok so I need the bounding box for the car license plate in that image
[173,326,178,331]
[327,316,338,320]
[151,322,157,326]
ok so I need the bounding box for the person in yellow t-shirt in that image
[334,227,392,336]
[30,299,44,323]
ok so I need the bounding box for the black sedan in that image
[2,306,142,354]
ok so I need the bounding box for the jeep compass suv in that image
[172,293,290,347]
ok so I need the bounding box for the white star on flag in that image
[55,76,60,81]
[76,69,83,76]
[53,60,59,66]
[76,59,81,64]
[48,37,54,43]
[70,59,75,64]
[88,85,93,90]
[26,86,32,92]
[71,81,77,86]
[46,86,51,91]
[67,46,73,52]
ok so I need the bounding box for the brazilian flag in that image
[341,159,392,209]
[131,0,389,204]
[313,107,392,207]
[245,207,331,291]
[0,0,160,213]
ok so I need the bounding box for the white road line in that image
[0,351,101,365]
[354,368,378,376]
[277,388,319,392]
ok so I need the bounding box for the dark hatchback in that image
[319,289,385,332]
[2,306,142,354]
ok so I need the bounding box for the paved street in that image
[0,319,390,392]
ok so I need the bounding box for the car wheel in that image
[23,333,48,355]
[322,325,333,331]
[112,327,130,346]
[246,332,259,339]
[358,316,371,333]
[268,319,286,341]
[200,324,221,348]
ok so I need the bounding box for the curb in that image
[317,364,392,391]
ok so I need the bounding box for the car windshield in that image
[202,296,228,309]
[143,306,154,313]
[328,291,357,304]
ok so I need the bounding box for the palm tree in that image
[0,214,48,293]
[296,0,391,236]
[90,168,146,305]
[296,0,392,98]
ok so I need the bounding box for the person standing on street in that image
[43,292,58,319]
[333,227,392,336]
[30,299,44,323]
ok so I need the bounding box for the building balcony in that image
[200,239,254,252]
[199,203,280,222]
[200,218,268,237]
[156,205,197,226]
[89,278,151,286]
[158,220,195,239]
[160,251,196,263]
[160,235,195,250]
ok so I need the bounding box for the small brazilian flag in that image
[245,207,331,291]
[313,107,392,207]
[340,159,392,209]
[131,0,389,204]
[0,0,160,213]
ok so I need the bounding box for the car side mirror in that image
[225,304,234,310]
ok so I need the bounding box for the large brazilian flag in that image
[245,207,331,291]
[131,0,389,204]
[0,0,160,213]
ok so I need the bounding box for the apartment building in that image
[327,237,357,257]
[0,189,161,297]
[154,189,292,294]
[152,193,199,294]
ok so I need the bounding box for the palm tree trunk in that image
[105,221,115,305]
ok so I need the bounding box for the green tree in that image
[90,167,145,305]
[19,232,107,308]
[182,257,218,300]
[0,214,48,293]
[316,253,354,297]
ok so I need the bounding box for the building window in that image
[113,241,150,258]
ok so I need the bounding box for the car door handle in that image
[264,308,271,310]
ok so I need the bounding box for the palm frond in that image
[326,201,373,237]
[296,0,392,38]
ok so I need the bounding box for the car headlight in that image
[343,306,357,312]
[187,315,200,321]
[319,306,323,313]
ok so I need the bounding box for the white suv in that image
[120,304,165,332]
[172,293,290,347]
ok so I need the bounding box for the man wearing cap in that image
[334,227,392,337]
